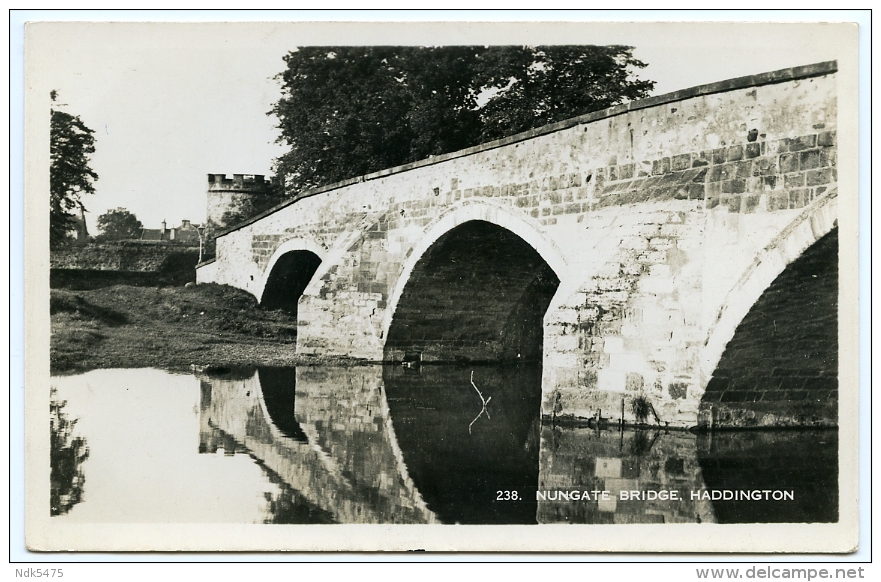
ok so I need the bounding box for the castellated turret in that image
[206,173,267,228]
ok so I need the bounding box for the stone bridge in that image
[198,62,840,428]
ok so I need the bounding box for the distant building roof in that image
[139,220,202,243]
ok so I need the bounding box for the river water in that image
[50,366,838,525]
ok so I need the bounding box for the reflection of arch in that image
[702,190,838,382]
[382,200,566,362]
[255,368,308,443]
[257,239,327,305]
[382,364,542,524]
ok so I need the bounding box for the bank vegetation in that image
[50,283,354,374]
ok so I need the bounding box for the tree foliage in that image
[50,91,99,247]
[95,208,143,241]
[269,46,654,196]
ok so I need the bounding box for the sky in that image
[26,17,853,233]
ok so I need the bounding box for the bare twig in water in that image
[468,370,492,434]
[470,371,491,416]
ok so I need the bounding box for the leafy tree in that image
[269,46,653,196]
[50,90,99,247]
[473,46,655,141]
[95,208,143,241]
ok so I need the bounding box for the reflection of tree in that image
[50,387,89,516]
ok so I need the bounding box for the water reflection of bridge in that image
[199,366,699,524]
[199,367,438,524]
[199,366,837,525]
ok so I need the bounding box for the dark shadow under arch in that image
[261,251,322,318]
[701,227,838,427]
[384,220,560,363]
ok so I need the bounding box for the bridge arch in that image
[698,191,838,426]
[258,239,327,316]
[382,200,566,363]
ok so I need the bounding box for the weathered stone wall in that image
[199,62,839,427]
[50,242,200,288]
[51,242,197,272]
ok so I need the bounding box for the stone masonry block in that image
[752,157,777,176]
[768,191,789,211]
[726,145,743,161]
[604,336,624,354]
[691,151,711,167]
[788,134,817,151]
[799,149,821,170]
[554,335,579,352]
[818,131,836,147]
[544,191,563,205]
[820,149,837,167]
[778,153,799,174]
[671,154,691,171]
[720,194,742,212]
[788,189,808,209]
[722,179,746,194]
[742,194,762,213]
[610,352,645,372]
[598,369,627,393]
[731,160,753,179]
[784,172,806,188]
[805,168,833,187]
[686,183,704,199]
[705,181,722,196]
[774,138,792,153]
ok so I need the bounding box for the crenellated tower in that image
[206,173,267,228]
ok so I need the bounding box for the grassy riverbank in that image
[50,283,354,374]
